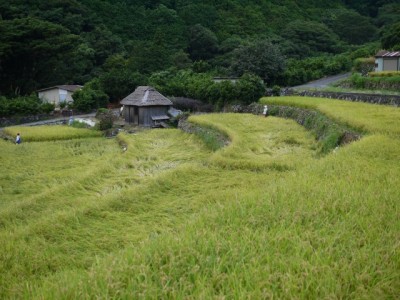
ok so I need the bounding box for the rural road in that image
[0,112,96,130]
[292,72,351,89]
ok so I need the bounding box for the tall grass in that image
[189,113,317,171]
[3,125,102,142]
[0,101,399,298]
[261,96,400,136]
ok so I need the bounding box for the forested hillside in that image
[0,0,399,101]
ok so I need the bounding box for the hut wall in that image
[139,106,170,126]
[383,58,399,71]
[124,106,139,124]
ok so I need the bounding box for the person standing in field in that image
[263,105,268,117]
[15,133,21,144]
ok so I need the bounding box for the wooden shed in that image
[120,86,172,127]
[375,50,400,72]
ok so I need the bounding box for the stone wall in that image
[0,110,73,127]
[0,114,53,127]
[178,116,230,150]
[290,90,400,106]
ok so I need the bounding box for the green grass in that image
[0,99,399,298]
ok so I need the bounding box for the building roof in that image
[120,86,173,107]
[37,85,83,92]
[375,50,400,58]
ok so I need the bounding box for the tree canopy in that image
[0,0,396,101]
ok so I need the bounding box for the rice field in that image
[261,96,400,136]
[3,125,102,142]
[0,98,399,299]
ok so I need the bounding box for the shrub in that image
[0,95,55,117]
[41,102,55,114]
[340,73,400,91]
[353,57,375,76]
[70,120,88,128]
[283,54,352,86]
[368,71,400,77]
[272,85,281,96]
[150,70,265,109]
[96,109,115,131]
[72,87,109,113]
[170,97,213,112]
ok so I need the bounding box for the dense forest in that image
[0,0,399,108]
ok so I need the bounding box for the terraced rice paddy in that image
[0,97,399,299]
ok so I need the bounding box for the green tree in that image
[177,4,218,29]
[187,24,219,61]
[72,80,109,112]
[231,40,285,83]
[381,22,400,50]
[0,17,81,96]
[146,4,186,51]
[282,20,341,57]
[100,70,145,102]
[83,25,124,67]
[323,9,378,45]
[377,3,400,26]
[237,74,265,105]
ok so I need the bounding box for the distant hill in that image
[0,0,399,96]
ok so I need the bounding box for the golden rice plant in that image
[0,100,399,299]
[261,96,400,136]
[189,113,318,171]
[3,125,102,142]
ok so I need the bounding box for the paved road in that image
[0,112,96,130]
[292,72,351,89]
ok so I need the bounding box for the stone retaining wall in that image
[178,116,230,150]
[0,110,76,127]
[290,90,400,106]
[0,114,54,127]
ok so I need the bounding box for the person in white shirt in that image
[263,105,268,117]
[15,133,21,144]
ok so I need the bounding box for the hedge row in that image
[368,71,400,77]
[340,73,400,91]
[0,96,55,117]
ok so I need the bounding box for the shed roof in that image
[120,86,172,107]
[37,85,83,92]
[375,50,400,58]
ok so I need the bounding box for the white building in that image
[375,51,400,72]
[37,85,82,107]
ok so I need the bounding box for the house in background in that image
[374,50,400,72]
[120,86,172,127]
[37,85,82,107]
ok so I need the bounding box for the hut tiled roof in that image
[375,50,400,57]
[120,86,173,106]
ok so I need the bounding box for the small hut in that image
[374,50,400,72]
[120,86,172,127]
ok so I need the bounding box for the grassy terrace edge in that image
[267,105,361,154]
[183,96,400,157]
[260,96,400,136]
